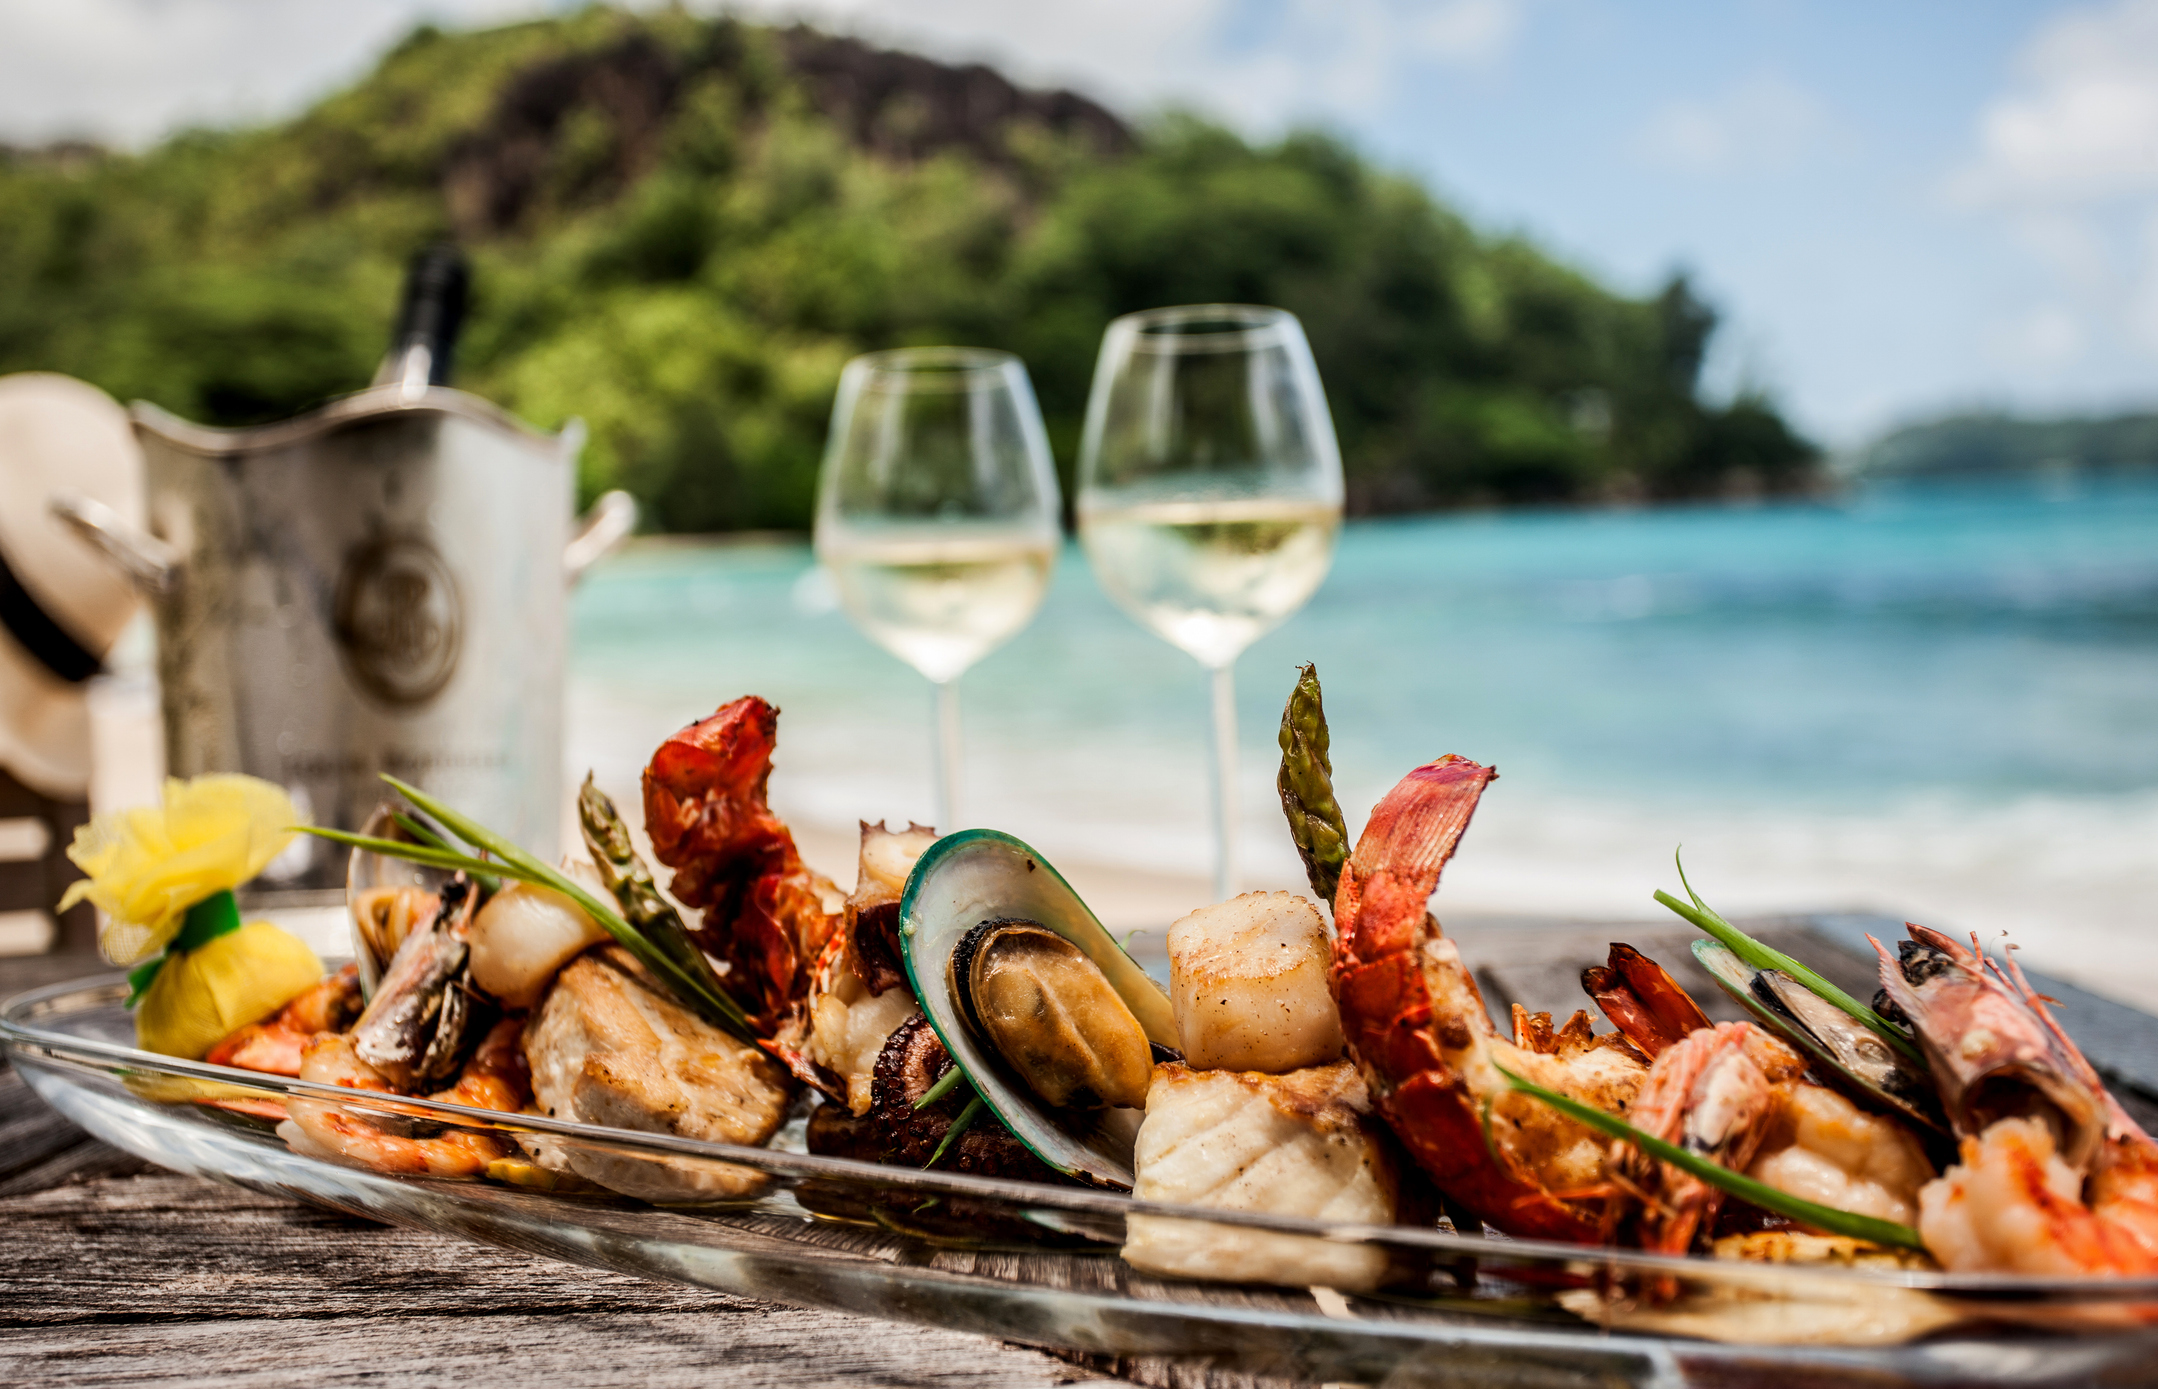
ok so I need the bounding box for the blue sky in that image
[3,0,2155,447]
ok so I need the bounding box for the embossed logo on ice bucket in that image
[332,534,462,707]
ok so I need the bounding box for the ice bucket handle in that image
[50,492,181,594]
[565,489,638,583]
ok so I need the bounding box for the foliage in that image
[0,10,1819,530]
[1859,410,2158,480]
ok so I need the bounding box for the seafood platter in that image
[7,665,2158,1387]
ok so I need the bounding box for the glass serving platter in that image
[8,971,2158,1388]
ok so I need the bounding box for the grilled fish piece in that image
[1122,1060,1405,1292]
[523,945,792,1201]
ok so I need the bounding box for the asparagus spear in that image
[1277,662,1350,906]
[575,774,734,1016]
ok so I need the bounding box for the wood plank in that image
[0,1173,1122,1388]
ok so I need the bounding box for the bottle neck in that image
[374,244,468,399]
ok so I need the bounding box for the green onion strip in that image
[1655,853,1922,1064]
[924,1095,985,1169]
[913,1065,969,1111]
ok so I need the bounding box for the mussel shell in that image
[952,919,1154,1111]
[900,830,1174,1188]
[346,801,454,1000]
[353,878,493,1090]
[1692,939,1945,1133]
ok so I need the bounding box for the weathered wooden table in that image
[7,916,2157,1387]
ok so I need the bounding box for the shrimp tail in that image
[1582,943,1711,1059]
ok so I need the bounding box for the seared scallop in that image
[1167,892,1344,1073]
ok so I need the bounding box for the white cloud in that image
[0,0,1530,148]
[1632,73,1831,176]
[1411,0,1523,64]
[1952,0,2158,378]
[1954,0,2158,208]
[0,0,542,147]
[2131,207,2158,351]
[725,0,1528,131]
[1985,303,2086,369]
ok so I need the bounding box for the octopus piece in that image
[805,1014,1060,1181]
[793,822,935,1110]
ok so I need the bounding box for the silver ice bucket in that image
[58,384,631,891]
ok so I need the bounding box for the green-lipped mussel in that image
[950,919,1154,1112]
[901,830,1176,1188]
[1692,939,1945,1133]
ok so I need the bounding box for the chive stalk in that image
[302,775,757,1043]
[1495,1062,1926,1251]
[1655,853,1922,1064]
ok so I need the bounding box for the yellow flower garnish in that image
[60,775,301,965]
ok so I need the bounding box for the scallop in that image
[1167,891,1343,1073]
[467,881,610,1009]
[900,830,1175,1188]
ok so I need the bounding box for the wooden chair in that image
[0,768,92,955]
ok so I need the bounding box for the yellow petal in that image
[70,775,303,964]
[134,921,323,1060]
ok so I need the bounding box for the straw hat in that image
[0,374,145,799]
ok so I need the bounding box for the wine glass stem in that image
[1209,662,1238,902]
[933,677,964,833]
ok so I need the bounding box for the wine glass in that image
[1076,306,1344,901]
[814,348,1062,832]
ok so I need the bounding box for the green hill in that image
[0,9,1818,530]
[1857,411,2158,481]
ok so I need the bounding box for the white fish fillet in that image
[1123,1061,1398,1292]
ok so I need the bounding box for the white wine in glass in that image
[814,349,1061,831]
[1077,306,1344,900]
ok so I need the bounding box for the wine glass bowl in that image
[814,347,1062,829]
[1076,305,1345,898]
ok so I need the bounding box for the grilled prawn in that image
[1327,755,1648,1240]
[281,1017,531,1178]
[1879,925,2158,1275]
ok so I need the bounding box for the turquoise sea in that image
[571,477,2158,1007]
